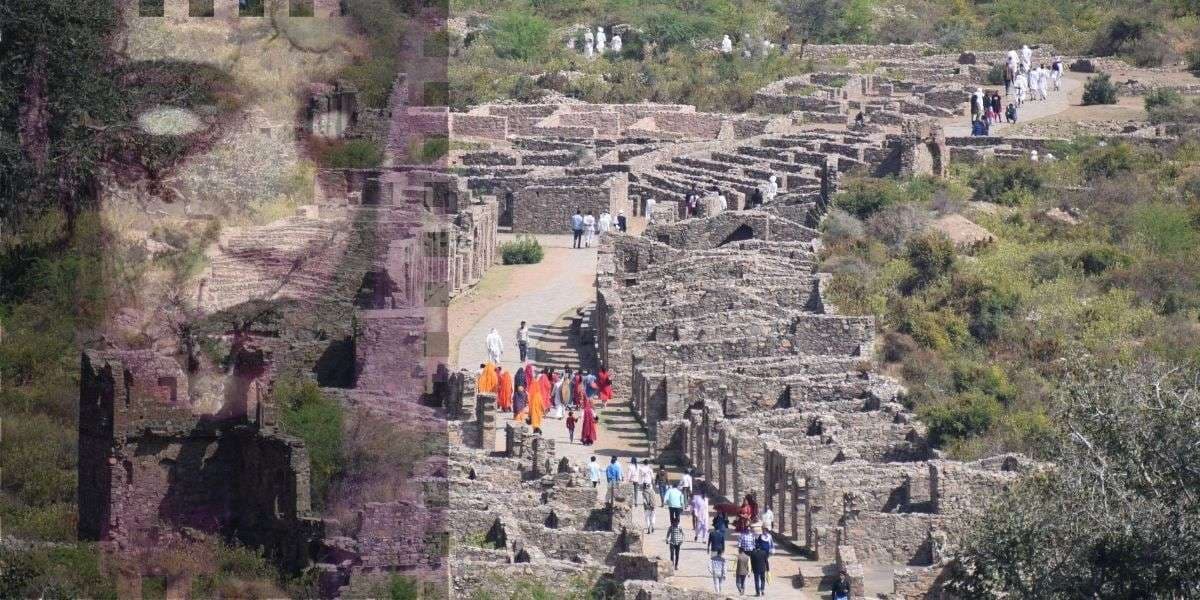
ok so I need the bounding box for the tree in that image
[948,357,1200,598]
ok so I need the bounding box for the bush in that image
[1090,15,1157,57]
[919,392,1003,448]
[490,11,551,62]
[318,139,384,168]
[1078,143,1137,178]
[500,235,544,265]
[970,161,1044,205]
[821,209,865,245]
[1075,245,1130,275]
[0,543,118,599]
[1081,73,1118,106]
[1144,87,1183,112]
[905,232,956,289]
[276,378,343,510]
[985,63,1006,86]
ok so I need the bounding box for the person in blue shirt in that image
[571,209,584,248]
[663,482,685,525]
[605,456,623,505]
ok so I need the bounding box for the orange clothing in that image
[497,371,514,411]
[528,378,545,429]
[538,374,552,406]
[477,362,498,393]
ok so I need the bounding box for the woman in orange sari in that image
[497,367,514,411]
[477,362,498,394]
[528,376,545,432]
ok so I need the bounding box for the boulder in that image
[1069,59,1096,73]
[957,52,977,65]
[930,214,994,250]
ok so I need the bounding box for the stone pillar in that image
[819,156,840,216]
[475,392,496,450]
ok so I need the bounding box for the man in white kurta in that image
[611,34,622,54]
[765,175,779,202]
[585,30,594,59]
[1020,44,1032,71]
[486,328,503,364]
[598,210,612,234]
[595,27,606,54]
[720,35,733,55]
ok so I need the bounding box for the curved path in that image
[942,71,1085,137]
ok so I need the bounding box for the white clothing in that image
[567,37,575,51]
[611,35,622,54]
[1020,45,1032,70]
[485,328,503,364]
[680,473,693,489]
[765,176,779,201]
[718,194,728,212]
[598,212,612,233]
[1007,49,1019,65]
[638,464,654,487]
[587,462,601,483]
[582,214,596,246]
[762,508,775,530]
[517,325,529,344]
[595,27,606,54]
[720,35,732,55]
[584,31,594,59]
[1036,68,1049,99]
[645,197,657,222]
[1030,150,1039,162]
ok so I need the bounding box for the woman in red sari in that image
[596,365,613,408]
[579,396,598,445]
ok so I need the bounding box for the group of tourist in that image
[569,26,622,59]
[970,45,1064,135]
[720,33,782,59]
[571,208,624,248]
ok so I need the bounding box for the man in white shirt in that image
[680,469,694,507]
[638,460,654,507]
[587,456,601,488]
[628,457,644,504]
[645,197,656,224]
[583,211,597,247]
[598,210,612,234]
[517,321,529,363]
[485,328,503,364]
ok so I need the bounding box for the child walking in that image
[566,411,577,443]
[666,522,685,570]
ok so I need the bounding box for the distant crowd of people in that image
[571,208,624,248]
[971,45,1064,136]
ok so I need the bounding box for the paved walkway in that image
[942,71,1084,137]
[455,225,829,597]
[455,233,597,374]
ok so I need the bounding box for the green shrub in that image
[970,160,1044,205]
[1081,73,1118,106]
[0,543,118,600]
[1075,245,1130,275]
[919,392,1003,448]
[1129,203,1199,257]
[1078,143,1137,178]
[276,378,343,510]
[500,235,544,265]
[1144,87,1183,111]
[835,178,912,218]
[490,11,551,62]
[319,139,384,169]
[985,63,1006,85]
[904,232,956,289]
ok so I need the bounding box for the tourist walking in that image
[761,506,775,532]
[605,456,623,506]
[583,211,597,247]
[637,459,653,505]
[666,522,685,569]
[735,550,750,595]
[655,464,670,506]
[596,365,613,407]
[664,482,685,525]
[645,197,656,224]
[1006,103,1018,124]
[477,362,498,393]
[587,456,601,488]
[750,539,770,596]
[680,469,694,507]
[691,492,710,542]
[566,410,577,442]
[497,366,513,411]
[598,210,612,234]
[710,551,727,594]
[580,398,598,445]
[617,210,627,232]
[571,209,584,248]
[629,457,643,504]
[642,484,656,533]
[485,328,503,364]
[832,569,852,600]
[517,321,529,362]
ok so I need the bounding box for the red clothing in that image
[580,406,598,445]
[597,369,613,402]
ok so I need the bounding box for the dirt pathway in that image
[942,71,1085,137]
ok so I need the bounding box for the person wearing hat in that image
[616,210,627,232]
